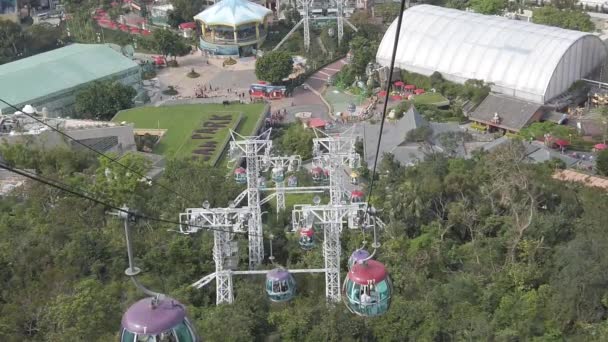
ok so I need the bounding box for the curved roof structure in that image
[194,0,271,27]
[377,5,607,103]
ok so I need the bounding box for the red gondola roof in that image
[378,90,387,97]
[311,166,323,173]
[394,81,404,86]
[595,143,608,150]
[235,167,246,174]
[351,190,364,198]
[414,89,425,95]
[300,228,314,237]
[179,22,197,30]
[308,118,326,128]
[555,139,569,147]
[404,84,416,90]
[347,259,388,285]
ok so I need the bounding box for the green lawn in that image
[412,93,450,106]
[113,103,266,161]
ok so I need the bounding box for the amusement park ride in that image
[274,0,358,51]
[118,127,391,341]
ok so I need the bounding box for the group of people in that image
[193,83,249,102]
[264,109,287,127]
[272,280,289,293]
[360,286,377,305]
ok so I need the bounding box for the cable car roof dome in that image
[351,190,364,197]
[194,0,272,27]
[121,297,187,335]
[267,268,291,281]
[235,167,246,174]
[348,260,388,285]
[300,228,314,237]
[349,249,370,264]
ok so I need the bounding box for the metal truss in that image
[229,129,273,269]
[261,155,302,212]
[180,206,250,304]
[291,202,370,302]
[274,0,357,51]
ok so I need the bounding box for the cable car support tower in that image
[179,128,383,305]
[273,0,357,52]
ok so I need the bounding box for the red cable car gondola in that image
[343,259,392,317]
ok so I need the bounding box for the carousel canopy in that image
[194,0,272,27]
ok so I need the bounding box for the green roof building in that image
[0,44,141,116]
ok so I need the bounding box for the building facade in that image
[377,5,607,104]
[0,44,141,117]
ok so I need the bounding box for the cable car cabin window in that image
[346,281,356,300]
[376,280,389,300]
[173,320,195,342]
[121,330,136,342]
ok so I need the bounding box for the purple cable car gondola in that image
[120,297,198,341]
[265,268,296,302]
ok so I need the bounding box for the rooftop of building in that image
[194,0,271,27]
[0,44,139,112]
[470,93,543,131]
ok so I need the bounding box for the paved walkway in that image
[306,58,347,93]
[135,52,257,105]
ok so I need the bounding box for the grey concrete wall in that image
[0,124,136,154]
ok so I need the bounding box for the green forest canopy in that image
[1,138,608,340]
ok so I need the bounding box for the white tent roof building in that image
[194,0,271,27]
[376,5,607,103]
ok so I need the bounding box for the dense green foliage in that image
[519,121,574,140]
[401,71,491,105]
[469,0,506,14]
[405,126,433,143]
[0,20,66,65]
[75,80,137,120]
[597,149,608,176]
[255,51,294,84]
[273,124,316,160]
[2,133,608,340]
[152,29,191,62]
[167,0,205,27]
[533,6,595,32]
[335,35,380,88]
[374,3,402,23]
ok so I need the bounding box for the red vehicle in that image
[249,82,287,100]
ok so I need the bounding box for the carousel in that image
[194,0,272,56]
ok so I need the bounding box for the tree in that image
[349,36,378,76]
[597,149,608,176]
[151,29,190,62]
[275,124,315,160]
[0,19,25,64]
[24,23,64,55]
[405,126,433,143]
[284,5,302,27]
[374,3,401,23]
[255,51,293,84]
[168,0,204,27]
[75,80,137,120]
[470,0,506,15]
[532,6,595,32]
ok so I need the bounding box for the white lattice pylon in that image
[229,129,273,269]
[180,207,250,304]
[291,202,370,302]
